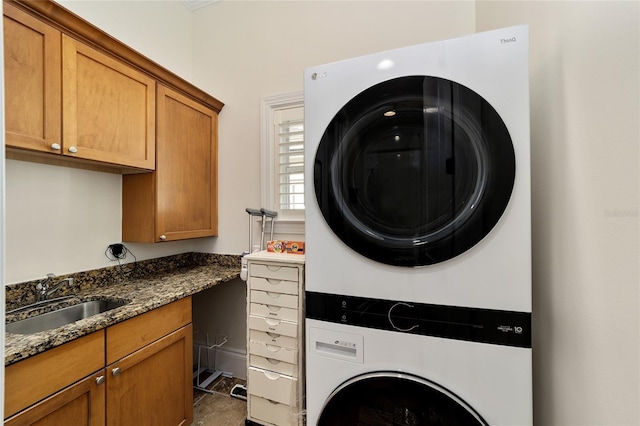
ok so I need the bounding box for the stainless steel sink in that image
[6,299,128,335]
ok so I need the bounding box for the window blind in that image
[276,106,305,212]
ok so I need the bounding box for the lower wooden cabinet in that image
[106,324,193,426]
[5,369,106,426]
[4,331,105,420]
[4,298,193,426]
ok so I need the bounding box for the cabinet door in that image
[156,85,218,241]
[122,86,218,243]
[3,3,62,153]
[106,324,193,426]
[61,34,155,169]
[5,370,106,426]
[4,331,105,418]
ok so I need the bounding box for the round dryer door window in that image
[318,372,488,426]
[313,76,516,266]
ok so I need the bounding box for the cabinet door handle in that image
[112,367,121,376]
[50,143,61,151]
[68,146,78,153]
[96,375,106,385]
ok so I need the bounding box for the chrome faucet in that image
[36,273,74,301]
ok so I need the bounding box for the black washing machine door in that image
[318,372,488,426]
[313,76,515,266]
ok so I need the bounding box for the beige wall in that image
[476,1,639,424]
[57,0,194,82]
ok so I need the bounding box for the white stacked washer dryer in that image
[304,26,532,425]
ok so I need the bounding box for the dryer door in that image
[313,76,515,266]
[318,372,488,426]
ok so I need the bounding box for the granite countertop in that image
[5,253,241,366]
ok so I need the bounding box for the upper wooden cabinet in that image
[3,2,61,153]
[3,3,156,170]
[3,0,223,174]
[122,85,218,242]
[61,35,155,169]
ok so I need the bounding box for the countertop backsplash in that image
[5,252,241,312]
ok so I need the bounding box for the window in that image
[261,92,304,234]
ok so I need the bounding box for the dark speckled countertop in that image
[5,252,241,366]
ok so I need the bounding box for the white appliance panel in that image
[306,319,533,426]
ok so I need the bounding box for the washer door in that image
[313,76,515,266]
[318,372,488,426]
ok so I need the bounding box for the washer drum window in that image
[318,372,488,426]
[313,76,516,266]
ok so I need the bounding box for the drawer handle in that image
[264,371,280,380]
[266,279,282,285]
[266,332,281,339]
[266,358,280,365]
[266,266,282,272]
[266,292,281,299]
[96,375,106,385]
[264,318,282,331]
[266,305,281,312]
[266,344,281,353]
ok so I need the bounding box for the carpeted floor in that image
[192,375,247,426]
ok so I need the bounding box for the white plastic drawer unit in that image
[250,277,298,296]
[250,263,299,282]
[249,395,301,426]
[250,354,298,377]
[244,251,305,426]
[250,303,298,322]
[248,315,298,338]
[249,330,298,350]
[251,290,298,309]
[249,341,297,364]
[248,367,298,405]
